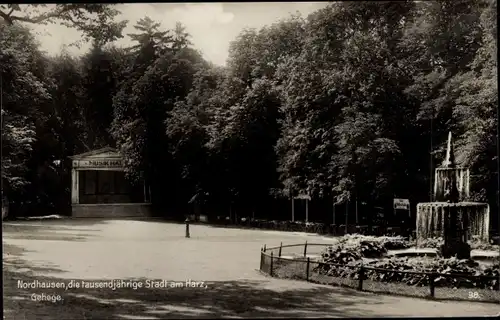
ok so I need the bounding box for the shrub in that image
[469,236,500,251]
[379,236,411,250]
[315,255,499,289]
[321,234,411,263]
[321,245,363,265]
[320,235,393,265]
[411,237,444,249]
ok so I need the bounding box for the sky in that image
[28,3,328,66]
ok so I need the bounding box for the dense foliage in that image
[1,2,497,227]
[310,235,499,289]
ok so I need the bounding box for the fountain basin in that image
[387,248,498,261]
[470,249,499,261]
[387,248,439,258]
[416,202,489,243]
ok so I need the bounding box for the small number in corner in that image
[468,291,480,299]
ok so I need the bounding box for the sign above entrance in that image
[393,198,410,210]
[75,159,123,168]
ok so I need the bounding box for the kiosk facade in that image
[69,147,151,218]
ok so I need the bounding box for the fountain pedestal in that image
[441,241,471,259]
[441,204,470,259]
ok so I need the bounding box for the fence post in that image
[270,251,274,277]
[358,266,365,291]
[304,241,308,257]
[260,251,263,271]
[306,257,310,281]
[428,273,435,298]
[279,242,282,257]
[263,244,266,252]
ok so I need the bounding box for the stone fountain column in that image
[439,132,471,259]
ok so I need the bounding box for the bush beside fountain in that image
[314,234,499,290]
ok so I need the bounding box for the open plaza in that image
[3,218,499,319]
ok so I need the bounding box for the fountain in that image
[416,132,490,259]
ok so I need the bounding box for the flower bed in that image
[315,235,500,290]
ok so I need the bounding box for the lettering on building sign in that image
[80,160,123,167]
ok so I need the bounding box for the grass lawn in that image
[3,218,499,319]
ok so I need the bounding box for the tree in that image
[1,23,50,210]
[111,17,166,180]
[275,1,420,225]
[112,19,201,213]
[275,55,337,199]
[127,16,173,53]
[227,15,306,87]
[0,4,127,44]
[172,22,192,51]
[227,28,259,88]
[450,0,497,203]
[111,40,158,182]
[231,79,282,209]
[81,42,121,148]
[43,52,87,157]
[2,0,497,225]
[399,0,490,202]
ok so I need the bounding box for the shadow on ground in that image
[3,244,385,319]
[2,223,99,241]
[4,218,115,227]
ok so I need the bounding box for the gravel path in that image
[3,219,499,319]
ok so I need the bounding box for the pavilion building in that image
[69,147,151,218]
